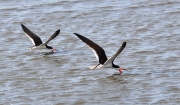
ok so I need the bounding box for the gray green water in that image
[0,0,180,104]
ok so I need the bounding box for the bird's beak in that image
[120,68,127,70]
[52,48,59,52]
[119,68,127,74]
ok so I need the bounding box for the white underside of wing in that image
[87,45,99,62]
[25,33,36,45]
[104,57,114,65]
[91,48,99,61]
[103,54,118,67]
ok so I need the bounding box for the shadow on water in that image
[102,73,133,83]
[43,49,61,55]
[43,51,57,55]
[106,75,126,83]
[103,68,145,82]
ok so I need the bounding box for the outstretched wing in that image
[21,24,42,46]
[44,29,60,45]
[104,41,126,65]
[74,33,108,64]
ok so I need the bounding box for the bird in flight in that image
[74,33,126,74]
[21,24,60,52]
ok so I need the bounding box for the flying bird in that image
[74,33,126,74]
[21,24,60,52]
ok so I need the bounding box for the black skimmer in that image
[21,24,60,52]
[74,33,126,74]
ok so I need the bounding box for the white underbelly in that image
[89,63,112,70]
[30,44,46,50]
[89,64,119,75]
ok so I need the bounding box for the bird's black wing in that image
[74,33,108,64]
[21,24,43,46]
[104,41,126,65]
[44,29,60,45]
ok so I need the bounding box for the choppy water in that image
[0,0,180,104]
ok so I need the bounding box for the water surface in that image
[0,0,180,104]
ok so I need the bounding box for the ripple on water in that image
[0,0,180,104]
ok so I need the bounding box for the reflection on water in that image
[0,0,180,104]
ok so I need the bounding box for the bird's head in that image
[112,63,126,74]
[46,45,59,52]
[46,45,53,49]
[51,48,59,52]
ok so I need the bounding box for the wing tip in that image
[74,33,83,39]
[123,41,126,45]
[20,23,27,32]
[73,33,80,36]
[56,29,60,34]
[21,23,25,28]
[122,41,126,48]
